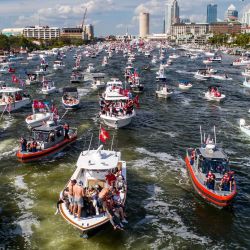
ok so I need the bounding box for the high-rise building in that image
[84,24,94,40]
[165,0,180,34]
[207,4,217,23]
[242,8,250,26]
[171,0,180,24]
[226,4,238,21]
[165,1,172,34]
[23,26,60,40]
[139,12,149,38]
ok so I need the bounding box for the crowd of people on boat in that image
[60,168,127,230]
[209,87,221,97]
[99,97,134,117]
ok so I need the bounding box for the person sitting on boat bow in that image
[206,170,216,190]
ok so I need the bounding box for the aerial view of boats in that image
[0,2,250,248]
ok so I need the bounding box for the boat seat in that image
[87,179,105,188]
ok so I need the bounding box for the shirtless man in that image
[73,181,85,219]
[68,179,76,214]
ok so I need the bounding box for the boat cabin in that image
[31,122,65,150]
[195,144,229,178]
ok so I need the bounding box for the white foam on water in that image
[77,88,90,97]
[181,97,191,106]
[144,184,212,248]
[0,137,18,160]
[0,116,14,130]
[11,175,39,241]
[160,131,178,138]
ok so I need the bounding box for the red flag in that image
[99,127,110,143]
[12,75,19,84]
[9,67,15,73]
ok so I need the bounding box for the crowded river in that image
[0,43,250,249]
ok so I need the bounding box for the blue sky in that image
[0,0,248,36]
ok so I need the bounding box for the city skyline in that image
[0,0,248,36]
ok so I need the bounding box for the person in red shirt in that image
[105,170,116,187]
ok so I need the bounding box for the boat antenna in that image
[98,124,101,147]
[200,126,202,145]
[203,132,206,144]
[214,126,217,145]
[87,133,93,153]
[110,133,115,151]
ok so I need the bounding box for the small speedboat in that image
[185,126,237,208]
[70,72,83,83]
[91,73,106,90]
[243,78,250,88]
[102,56,108,66]
[169,54,179,59]
[86,63,95,73]
[53,60,65,70]
[62,87,80,109]
[239,119,250,137]
[178,80,192,90]
[194,69,211,80]
[156,85,173,98]
[156,65,167,81]
[41,79,57,95]
[25,100,54,128]
[204,86,225,102]
[17,121,77,162]
[241,68,250,77]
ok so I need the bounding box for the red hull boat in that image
[185,127,237,208]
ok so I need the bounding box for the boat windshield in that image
[199,157,229,174]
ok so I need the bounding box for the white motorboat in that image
[232,58,250,66]
[62,87,80,110]
[25,100,54,128]
[58,144,127,233]
[243,78,250,88]
[178,81,192,90]
[210,56,222,62]
[26,73,40,85]
[144,51,151,58]
[156,85,173,98]
[242,68,250,77]
[53,60,65,70]
[204,86,225,102]
[86,63,95,73]
[41,79,57,94]
[169,54,180,59]
[0,87,30,112]
[239,119,250,137]
[156,64,167,81]
[70,72,84,83]
[27,53,40,60]
[91,73,106,90]
[100,78,136,129]
[194,69,211,80]
[203,58,213,64]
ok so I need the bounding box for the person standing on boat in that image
[206,170,215,190]
[68,179,76,214]
[20,137,27,152]
[220,172,230,191]
[73,181,85,219]
[31,139,38,152]
[63,123,69,139]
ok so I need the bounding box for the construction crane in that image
[81,8,87,31]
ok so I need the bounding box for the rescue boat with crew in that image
[16,121,77,162]
[185,126,237,208]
